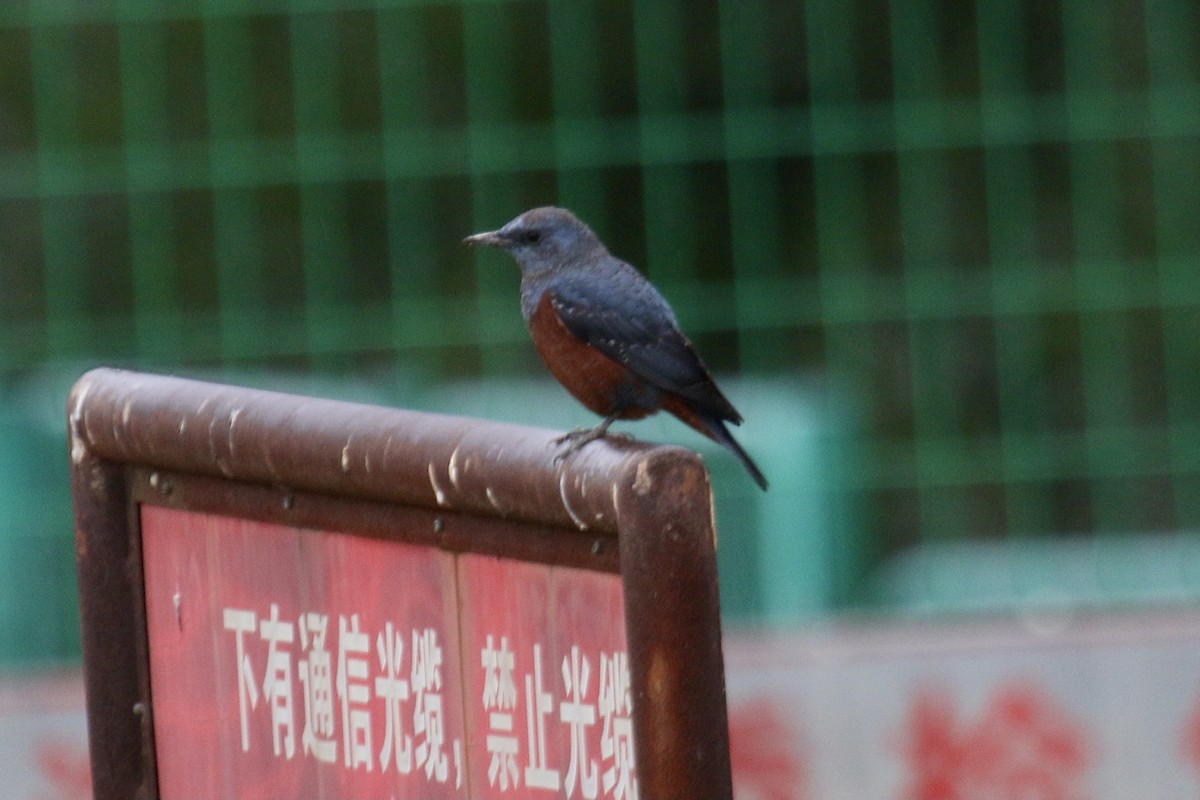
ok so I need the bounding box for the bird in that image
[464,206,768,491]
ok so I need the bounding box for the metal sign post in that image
[69,368,733,800]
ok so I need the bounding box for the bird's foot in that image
[552,425,632,463]
[553,426,605,462]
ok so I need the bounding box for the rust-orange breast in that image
[527,290,655,421]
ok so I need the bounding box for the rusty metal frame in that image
[69,367,733,800]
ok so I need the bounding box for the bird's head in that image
[464,206,604,272]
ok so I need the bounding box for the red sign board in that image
[142,506,633,799]
[69,369,732,800]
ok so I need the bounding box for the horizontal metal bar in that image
[68,367,705,534]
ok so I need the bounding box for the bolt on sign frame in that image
[68,368,733,800]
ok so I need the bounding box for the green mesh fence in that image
[2,0,1200,623]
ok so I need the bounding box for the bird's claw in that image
[552,427,604,463]
[551,427,637,464]
[554,427,597,446]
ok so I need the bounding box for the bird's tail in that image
[697,415,769,491]
[663,397,769,490]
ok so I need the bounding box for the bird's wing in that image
[548,264,742,423]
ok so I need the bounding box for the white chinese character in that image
[375,621,412,773]
[598,652,638,800]
[561,646,599,799]
[223,608,259,752]
[482,635,520,790]
[411,627,448,782]
[454,737,464,789]
[298,612,337,764]
[525,643,561,791]
[337,614,374,771]
[259,604,296,759]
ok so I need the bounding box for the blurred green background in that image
[2,0,1200,666]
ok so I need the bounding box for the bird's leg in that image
[553,413,621,461]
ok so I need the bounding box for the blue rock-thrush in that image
[465,206,767,490]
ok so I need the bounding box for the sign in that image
[723,615,1200,799]
[69,369,732,800]
[142,507,631,799]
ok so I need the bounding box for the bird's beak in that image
[463,230,505,248]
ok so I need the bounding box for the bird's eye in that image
[523,230,542,244]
